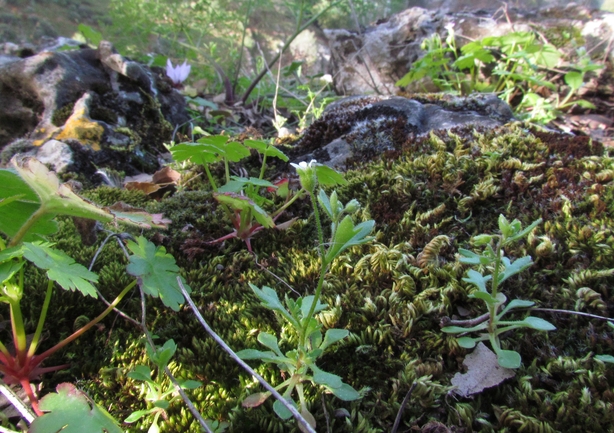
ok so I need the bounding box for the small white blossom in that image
[291,160,318,192]
[166,59,191,85]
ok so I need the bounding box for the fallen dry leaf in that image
[451,342,515,397]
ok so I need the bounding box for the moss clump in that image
[27,121,614,432]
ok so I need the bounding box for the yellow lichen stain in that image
[55,115,104,151]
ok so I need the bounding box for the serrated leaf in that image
[315,165,348,187]
[325,217,375,263]
[170,143,222,164]
[126,236,189,311]
[29,383,123,433]
[498,256,533,284]
[244,140,289,162]
[248,284,298,328]
[23,242,98,297]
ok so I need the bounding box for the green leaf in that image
[244,140,289,162]
[317,189,334,219]
[124,408,156,423]
[458,249,482,265]
[457,337,478,348]
[152,339,177,369]
[326,382,361,401]
[319,328,349,351]
[127,365,153,382]
[242,392,270,408]
[315,165,348,187]
[179,380,202,390]
[257,332,284,357]
[441,322,488,334]
[170,143,222,164]
[78,24,103,46]
[325,217,375,263]
[236,349,291,364]
[0,259,24,284]
[23,242,98,297]
[273,398,295,420]
[469,291,500,305]
[498,299,535,318]
[29,383,123,433]
[311,365,343,389]
[218,177,275,193]
[126,236,189,311]
[498,256,533,284]
[595,354,614,364]
[497,349,522,369]
[564,71,583,91]
[299,295,328,318]
[248,284,298,328]
[506,316,556,331]
[214,193,274,228]
[463,269,491,292]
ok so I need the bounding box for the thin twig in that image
[139,290,214,433]
[440,312,490,327]
[391,382,418,433]
[0,379,35,424]
[253,253,300,295]
[533,308,614,323]
[321,393,331,433]
[177,277,317,433]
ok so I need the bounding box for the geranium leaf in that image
[126,236,189,311]
[23,242,98,297]
[29,383,123,433]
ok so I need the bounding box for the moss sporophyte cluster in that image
[4,120,614,431]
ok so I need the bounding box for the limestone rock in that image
[0,40,189,178]
[325,5,614,96]
[295,94,513,167]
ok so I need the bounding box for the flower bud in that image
[291,160,318,193]
[343,199,360,214]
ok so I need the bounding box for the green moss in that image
[20,122,614,431]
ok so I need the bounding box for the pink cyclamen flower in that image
[166,59,191,86]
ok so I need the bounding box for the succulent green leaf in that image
[300,295,328,318]
[498,299,535,318]
[236,349,291,365]
[154,400,170,409]
[273,398,295,420]
[457,336,478,348]
[326,382,361,401]
[463,269,492,292]
[469,291,500,305]
[126,236,189,311]
[442,322,488,334]
[595,354,614,364]
[152,339,177,369]
[315,165,348,187]
[506,316,556,331]
[23,242,98,297]
[29,383,123,433]
[506,218,542,243]
[311,365,343,389]
[497,349,522,369]
[320,328,349,351]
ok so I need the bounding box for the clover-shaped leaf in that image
[23,242,98,297]
[126,236,189,311]
[29,383,123,433]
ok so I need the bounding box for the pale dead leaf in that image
[451,342,515,397]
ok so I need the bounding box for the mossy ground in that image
[30,122,614,432]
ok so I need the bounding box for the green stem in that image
[33,280,136,363]
[27,280,54,359]
[224,158,230,184]
[309,191,325,259]
[8,299,27,366]
[203,164,218,192]
[259,154,268,180]
[271,188,305,219]
[8,205,48,248]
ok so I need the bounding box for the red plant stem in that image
[31,280,136,366]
